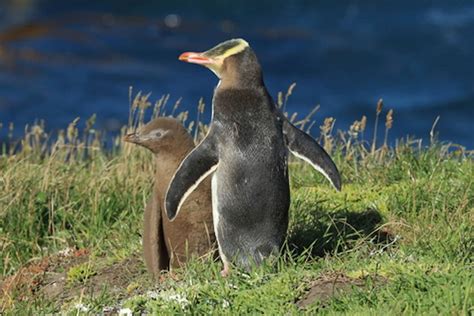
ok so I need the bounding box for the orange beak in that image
[178,52,213,65]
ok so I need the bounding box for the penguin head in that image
[179,38,262,86]
[123,117,193,155]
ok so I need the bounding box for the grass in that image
[0,89,473,314]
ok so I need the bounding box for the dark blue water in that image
[0,0,473,147]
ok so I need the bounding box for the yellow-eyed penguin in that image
[166,39,341,276]
[124,117,215,278]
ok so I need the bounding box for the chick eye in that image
[154,131,162,138]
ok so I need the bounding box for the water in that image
[0,0,473,147]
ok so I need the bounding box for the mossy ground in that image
[0,94,472,314]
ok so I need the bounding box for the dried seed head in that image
[133,92,152,111]
[140,93,152,110]
[67,118,80,142]
[350,120,360,132]
[131,92,140,111]
[360,115,367,131]
[376,99,383,114]
[277,91,283,107]
[85,114,96,131]
[385,109,393,129]
[320,117,334,134]
[349,120,360,138]
[172,98,182,114]
[285,83,296,99]
[32,125,43,136]
[178,111,189,123]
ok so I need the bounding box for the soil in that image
[296,273,388,309]
[0,248,149,312]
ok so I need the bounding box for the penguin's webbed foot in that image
[220,263,230,277]
[220,269,229,277]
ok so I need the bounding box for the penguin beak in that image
[123,133,139,143]
[179,52,214,65]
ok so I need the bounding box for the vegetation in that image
[0,89,472,314]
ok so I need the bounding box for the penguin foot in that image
[221,267,230,278]
[220,264,230,277]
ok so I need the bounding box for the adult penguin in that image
[166,39,341,276]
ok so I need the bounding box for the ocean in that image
[0,0,472,147]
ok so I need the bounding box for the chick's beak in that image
[178,52,213,65]
[123,133,139,143]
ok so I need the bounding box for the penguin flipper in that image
[165,135,218,220]
[283,119,342,191]
[143,194,169,278]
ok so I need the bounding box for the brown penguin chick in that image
[123,117,215,277]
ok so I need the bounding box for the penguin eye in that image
[146,129,168,140]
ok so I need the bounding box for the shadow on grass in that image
[288,208,393,257]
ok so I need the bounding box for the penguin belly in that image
[213,141,290,268]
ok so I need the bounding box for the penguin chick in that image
[124,117,215,278]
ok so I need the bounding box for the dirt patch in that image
[296,273,388,309]
[0,248,150,312]
[1,248,88,309]
[40,256,146,303]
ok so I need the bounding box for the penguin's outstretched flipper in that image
[283,119,342,191]
[165,135,218,221]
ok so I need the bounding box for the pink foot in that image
[220,265,230,277]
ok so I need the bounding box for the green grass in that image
[0,92,472,314]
